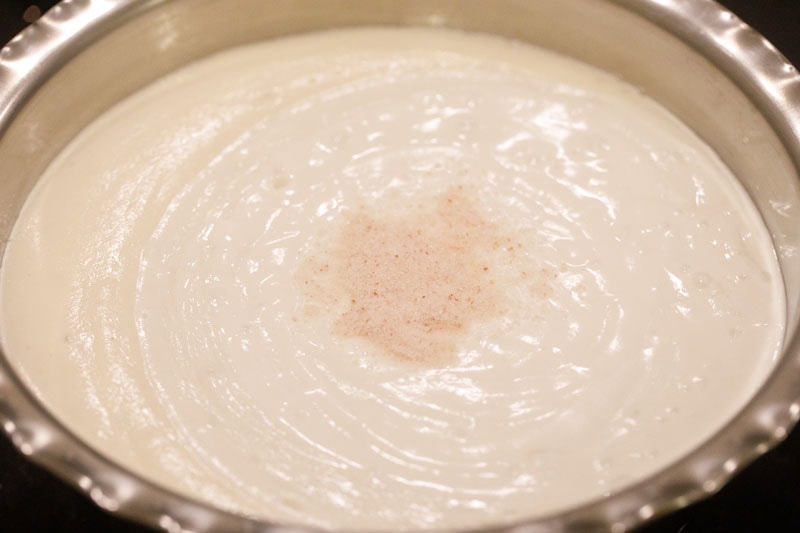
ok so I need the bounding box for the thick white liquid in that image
[0,28,785,530]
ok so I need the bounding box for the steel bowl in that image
[1,1,799,531]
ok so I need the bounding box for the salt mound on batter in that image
[297,186,553,364]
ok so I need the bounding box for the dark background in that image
[1,1,799,531]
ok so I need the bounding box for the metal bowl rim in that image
[1,1,799,531]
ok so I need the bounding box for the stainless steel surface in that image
[0,1,798,531]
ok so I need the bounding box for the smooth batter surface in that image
[0,28,786,530]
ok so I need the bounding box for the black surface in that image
[1,1,799,532]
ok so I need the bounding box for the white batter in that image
[0,28,785,530]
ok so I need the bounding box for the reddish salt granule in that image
[296,186,550,364]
